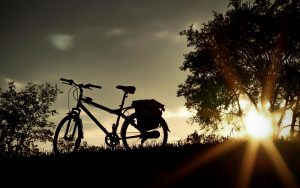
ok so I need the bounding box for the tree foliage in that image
[178,0,300,137]
[0,81,61,157]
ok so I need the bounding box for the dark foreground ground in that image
[1,141,300,188]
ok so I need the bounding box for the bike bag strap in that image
[116,85,136,94]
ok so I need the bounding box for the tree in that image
[178,0,300,138]
[0,81,61,157]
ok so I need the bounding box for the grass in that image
[1,140,300,188]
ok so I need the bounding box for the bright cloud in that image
[4,78,25,90]
[191,22,201,30]
[50,34,74,50]
[164,106,196,119]
[155,30,183,42]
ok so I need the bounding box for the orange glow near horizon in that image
[161,99,298,188]
[162,139,298,188]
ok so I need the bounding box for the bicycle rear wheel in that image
[121,113,168,150]
[53,115,82,155]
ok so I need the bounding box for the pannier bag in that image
[132,99,165,130]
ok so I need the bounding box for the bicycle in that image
[53,78,170,154]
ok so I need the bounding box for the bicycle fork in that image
[64,112,84,141]
[64,119,78,141]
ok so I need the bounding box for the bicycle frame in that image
[72,86,133,138]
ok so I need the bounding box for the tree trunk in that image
[290,100,299,140]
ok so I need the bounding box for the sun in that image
[243,109,273,140]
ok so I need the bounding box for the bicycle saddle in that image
[116,85,136,94]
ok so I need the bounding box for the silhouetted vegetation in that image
[178,0,300,137]
[183,130,230,144]
[0,81,61,157]
[1,140,300,188]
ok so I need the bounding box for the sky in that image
[0,0,230,149]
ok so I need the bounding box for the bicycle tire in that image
[53,115,82,155]
[121,113,168,150]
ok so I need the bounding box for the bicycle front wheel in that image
[53,115,82,155]
[121,113,168,150]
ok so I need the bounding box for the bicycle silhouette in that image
[53,78,170,154]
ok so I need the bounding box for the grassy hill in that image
[1,141,300,188]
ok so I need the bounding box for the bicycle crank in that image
[105,133,120,147]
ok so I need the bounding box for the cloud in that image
[155,30,183,42]
[4,77,25,90]
[164,106,196,119]
[190,22,202,30]
[105,27,125,37]
[50,34,74,50]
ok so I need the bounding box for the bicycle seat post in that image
[120,91,128,109]
[114,91,128,132]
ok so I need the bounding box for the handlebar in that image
[60,78,73,83]
[60,78,102,90]
[85,83,102,89]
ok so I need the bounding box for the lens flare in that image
[243,109,273,140]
